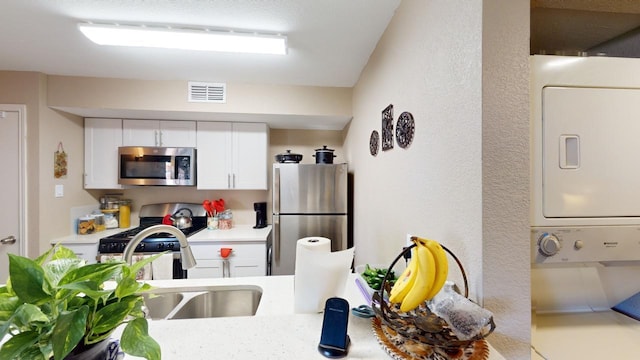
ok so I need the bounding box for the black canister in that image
[253,202,267,229]
[313,145,336,164]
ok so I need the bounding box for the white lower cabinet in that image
[188,242,266,279]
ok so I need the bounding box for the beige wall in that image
[48,76,352,129]
[346,0,530,358]
[482,0,531,357]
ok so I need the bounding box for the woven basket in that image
[371,242,496,349]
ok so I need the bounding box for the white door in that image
[0,105,26,282]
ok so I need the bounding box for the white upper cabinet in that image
[197,122,268,190]
[84,118,123,189]
[122,119,196,147]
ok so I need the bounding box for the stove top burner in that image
[98,202,208,254]
[99,224,206,253]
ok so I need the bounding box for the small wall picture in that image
[395,111,415,149]
[381,104,394,151]
[54,142,67,179]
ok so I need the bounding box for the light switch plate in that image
[55,184,64,198]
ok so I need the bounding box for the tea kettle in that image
[170,208,193,230]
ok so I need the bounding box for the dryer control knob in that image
[538,233,561,256]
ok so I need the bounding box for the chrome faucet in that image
[123,224,197,269]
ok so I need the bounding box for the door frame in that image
[1,104,27,257]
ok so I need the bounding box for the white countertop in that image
[49,225,271,245]
[118,274,505,360]
[187,225,271,243]
[50,227,136,245]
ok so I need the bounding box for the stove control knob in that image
[157,242,165,250]
[538,233,561,257]
[167,243,175,250]
[138,243,145,251]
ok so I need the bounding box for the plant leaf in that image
[115,275,143,299]
[51,306,89,360]
[120,317,161,360]
[0,293,20,321]
[58,262,122,286]
[14,304,49,327]
[33,246,55,266]
[16,345,48,360]
[90,297,138,336]
[0,331,39,359]
[43,258,84,288]
[8,254,50,304]
[51,246,78,261]
[59,280,112,301]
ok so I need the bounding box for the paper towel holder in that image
[318,297,350,358]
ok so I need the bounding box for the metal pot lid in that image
[314,145,335,152]
[278,149,303,156]
[275,150,303,163]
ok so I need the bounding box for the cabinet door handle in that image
[1,235,16,245]
[227,174,231,188]
[158,130,163,146]
[154,130,159,146]
[232,174,236,188]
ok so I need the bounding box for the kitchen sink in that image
[142,285,262,320]
[171,289,262,319]
[142,292,185,320]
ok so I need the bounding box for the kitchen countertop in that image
[49,227,136,245]
[49,225,271,245]
[117,274,506,360]
[187,224,271,242]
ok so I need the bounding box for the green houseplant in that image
[0,245,161,359]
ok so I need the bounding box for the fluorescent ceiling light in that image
[78,23,287,55]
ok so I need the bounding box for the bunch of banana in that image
[388,237,449,312]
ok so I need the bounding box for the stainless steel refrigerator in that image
[271,163,348,275]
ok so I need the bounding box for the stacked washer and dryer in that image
[531,55,640,359]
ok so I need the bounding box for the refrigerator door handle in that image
[273,214,280,263]
[273,167,280,213]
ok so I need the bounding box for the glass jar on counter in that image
[218,209,233,230]
[93,213,106,232]
[119,199,132,228]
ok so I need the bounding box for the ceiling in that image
[531,0,640,57]
[0,0,400,88]
[5,1,640,86]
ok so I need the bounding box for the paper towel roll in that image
[294,237,355,313]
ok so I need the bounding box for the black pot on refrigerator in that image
[254,202,267,229]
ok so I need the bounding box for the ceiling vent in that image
[188,82,226,103]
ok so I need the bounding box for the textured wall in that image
[347,0,530,358]
[482,0,531,358]
[348,0,484,312]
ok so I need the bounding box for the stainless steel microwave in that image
[118,146,196,186]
